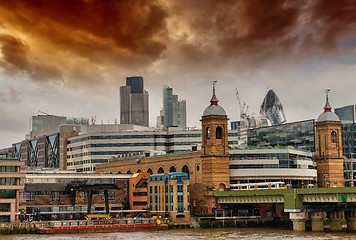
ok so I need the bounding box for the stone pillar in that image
[290,212,308,231]
[329,211,343,231]
[309,212,325,232]
[346,211,356,231]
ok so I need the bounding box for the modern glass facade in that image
[247,119,316,151]
[341,123,356,187]
[229,148,317,187]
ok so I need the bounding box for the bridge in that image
[214,187,356,231]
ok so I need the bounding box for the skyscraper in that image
[162,85,186,129]
[260,89,287,125]
[120,76,149,127]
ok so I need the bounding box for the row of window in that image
[0,166,17,172]
[0,178,16,185]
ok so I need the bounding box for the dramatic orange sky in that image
[1,0,356,148]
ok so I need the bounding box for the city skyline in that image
[1,1,356,148]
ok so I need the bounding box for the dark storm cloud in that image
[0,34,63,81]
[0,34,31,74]
[171,0,356,67]
[1,0,356,86]
[300,0,356,52]
[0,0,168,86]
[0,0,168,62]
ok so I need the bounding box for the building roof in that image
[317,90,340,122]
[202,82,226,117]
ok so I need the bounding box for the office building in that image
[162,85,187,129]
[335,105,356,123]
[0,157,25,222]
[120,76,149,127]
[260,89,287,125]
[229,148,316,187]
[148,172,190,224]
[30,115,89,139]
[66,127,204,172]
[247,119,316,151]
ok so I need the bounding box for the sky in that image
[1,0,356,148]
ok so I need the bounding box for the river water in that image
[2,228,356,240]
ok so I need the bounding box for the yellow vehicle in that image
[85,214,111,220]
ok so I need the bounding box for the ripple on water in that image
[2,228,356,240]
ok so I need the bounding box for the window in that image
[331,131,337,143]
[206,127,210,140]
[216,126,223,139]
[52,192,60,202]
[169,166,176,173]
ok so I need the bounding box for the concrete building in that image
[0,157,25,222]
[162,85,187,129]
[120,76,149,127]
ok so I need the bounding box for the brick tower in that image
[315,90,344,188]
[200,82,230,192]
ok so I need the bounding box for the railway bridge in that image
[214,187,356,231]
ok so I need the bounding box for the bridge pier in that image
[289,212,308,231]
[309,212,325,232]
[329,211,343,231]
[346,211,356,231]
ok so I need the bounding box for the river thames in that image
[2,228,356,240]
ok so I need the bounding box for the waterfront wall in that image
[0,222,40,235]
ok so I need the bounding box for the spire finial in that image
[210,81,218,105]
[324,89,332,112]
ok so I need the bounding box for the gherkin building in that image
[260,90,287,125]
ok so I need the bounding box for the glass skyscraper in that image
[120,76,149,127]
[162,85,186,129]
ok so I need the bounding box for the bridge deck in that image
[214,187,356,211]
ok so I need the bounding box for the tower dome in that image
[317,89,340,122]
[202,82,226,116]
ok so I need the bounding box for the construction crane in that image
[235,89,249,121]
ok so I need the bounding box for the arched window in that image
[206,127,210,139]
[216,126,223,139]
[169,166,176,173]
[136,169,141,173]
[182,165,190,179]
[331,131,337,143]
[127,170,132,174]
[147,168,153,174]
[158,167,164,174]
